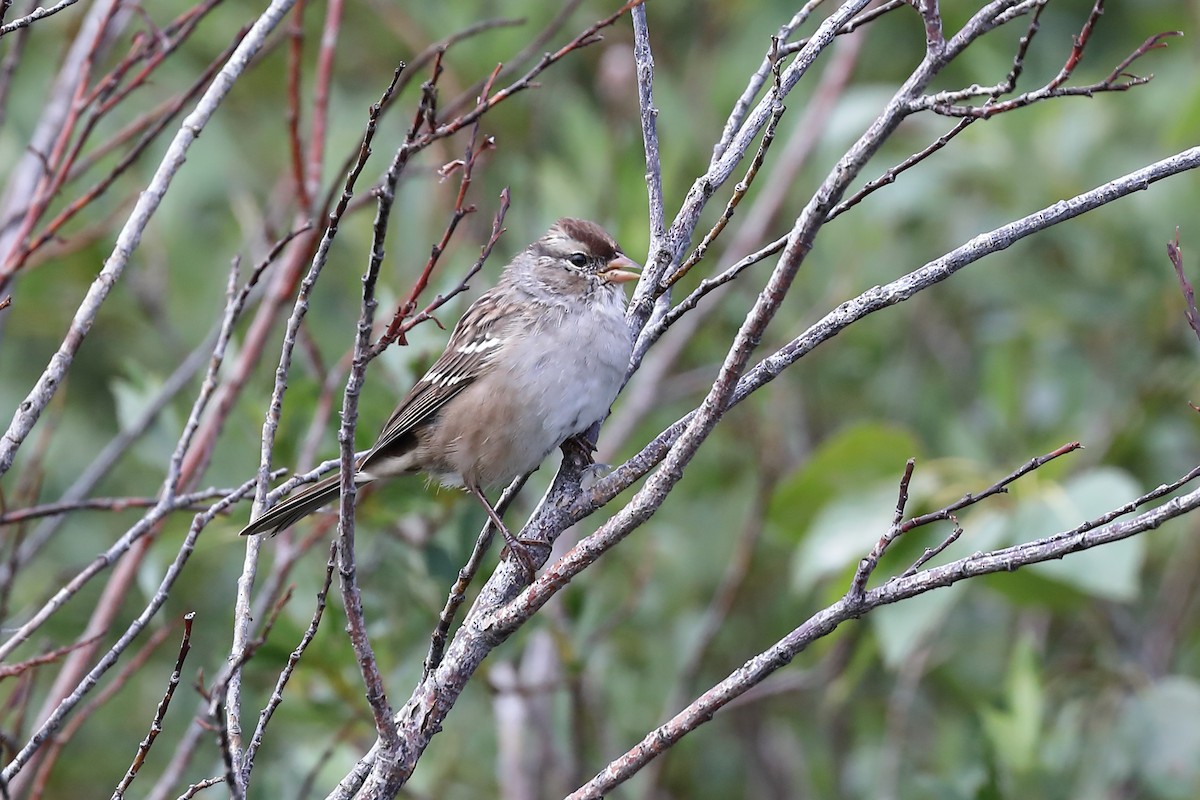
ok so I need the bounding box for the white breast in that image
[499,288,632,476]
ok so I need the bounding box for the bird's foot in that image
[580,462,613,491]
[498,529,544,584]
[561,433,597,465]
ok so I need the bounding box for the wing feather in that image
[364,288,514,462]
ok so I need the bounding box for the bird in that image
[239,218,639,576]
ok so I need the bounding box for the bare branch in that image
[1168,230,1200,347]
[0,0,81,36]
[110,612,196,799]
[0,478,262,785]
[0,0,298,479]
[241,542,337,776]
[565,458,1200,797]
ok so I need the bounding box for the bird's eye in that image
[567,253,588,268]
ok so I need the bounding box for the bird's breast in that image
[447,293,631,487]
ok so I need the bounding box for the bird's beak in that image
[599,254,641,284]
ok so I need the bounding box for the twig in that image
[21,30,239,264]
[0,238,284,662]
[0,240,281,795]
[1048,0,1103,91]
[304,0,341,207]
[664,46,785,289]
[901,516,963,578]
[627,0,872,328]
[0,488,232,525]
[0,634,101,679]
[3,0,225,279]
[212,693,243,800]
[379,188,511,351]
[110,613,195,799]
[0,0,298,478]
[830,1,1046,219]
[620,27,866,436]
[849,459,917,598]
[26,625,175,798]
[324,63,433,758]
[371,61,496,353]
[0,0,121,274]
[712,0,824,164]
[0,478,262,785]
[1168,230,1200,346]
[563,457,1200,798]
[241,542,337,777]
[650,236,787,342]
[778,0,908,57]
[285,0,309,211]
[439,5,581,118]
[915,23,1180,118]
[632,3,664,258]
[0,0,79,35]
[424,474,529,676]
[227,68,403,783]
[902,441,1082,534]
[173,777,222,800]
[857,441,1084,587]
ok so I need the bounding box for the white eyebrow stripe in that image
[457,336,503,355]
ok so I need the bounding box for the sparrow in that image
[240,218,639,575]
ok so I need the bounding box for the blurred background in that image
[2,1,1200,798]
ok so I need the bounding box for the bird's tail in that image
[239,472,364,537]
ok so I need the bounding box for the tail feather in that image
[239,473,346,537]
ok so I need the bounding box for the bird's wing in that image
[365,287,514,459]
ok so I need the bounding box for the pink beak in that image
[600,254,641,284]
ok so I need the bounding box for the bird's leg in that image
[467,483,537,582]
[560,433,597,465]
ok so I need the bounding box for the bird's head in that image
[515,218,640,299]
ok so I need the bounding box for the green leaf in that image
[1021,468,1146,601]
[767,421,921,546]
[979,635,1044,775]
[870,581,968,668]
[1121,677,1200,798]
[790,483,897,593]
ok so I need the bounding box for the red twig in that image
[919,22,1179,119]
[305,0,341,206]
[831,1,1050,219]
[1048,0,1104,90]
[22,26,240,263]
[382,188,511,353]
[1167,229,1200,346]
[0,634,102,679]
[373,63,501,351]
[285,0,310,211]
[0,0,119,282]
[416,0,645,148]
[1,0,224,279]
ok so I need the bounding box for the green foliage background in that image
[3,1,1200,798]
